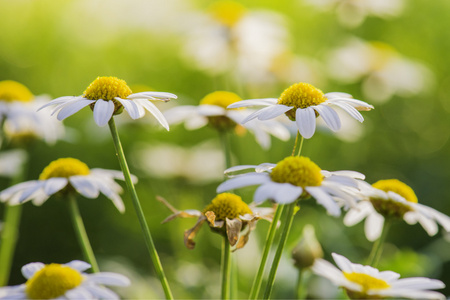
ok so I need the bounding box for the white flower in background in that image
[217,156,365,216]
[38,76,177,127]
[327,38,433,103]
[164,91,290,149]
[0,260,130,300]
[158,193,274,250]
[0,157,136,213]
[304,0,405,28]
[134,142,224,183]
[312,253,445,300]
[181,1,289,77]
[227,82,373,139]
[0,149,27,178]
[0,80,65,146]
[344,179,450,241]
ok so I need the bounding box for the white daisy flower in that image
[312,253,445,300]
[0,157,136,213]
[227,82,373,139]
[158,193,274,250]
[164,91,290,149]
[38,76,177,128]
[0,80,65,146]
[344,179,450,241]
[217,156,365,216]
[0,260,130,300]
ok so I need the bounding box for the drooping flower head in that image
[0,260,130,299]
[312,253,445,300]
[228,82,373,139]
[163,90,290,149]
[158,193,273,250]
[39,76,177,127]
[217,156,365,216]
[0,157,135,212]
[344,179,450,241]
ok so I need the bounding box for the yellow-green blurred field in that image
[0,0,449,298]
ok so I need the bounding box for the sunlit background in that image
[0,0,449,298]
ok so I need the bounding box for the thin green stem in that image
[263,203,297,299]
[219,130,232,169]
[296,269,303,299]
[291,132,300,156]
[367,218,392,267]
[108,118,173,299]
[0,205,22,286]
[68,195,99,273]
[221,236,232,299]
[296,268,311,299]
[296,136,304,157]
[248,204,284,300]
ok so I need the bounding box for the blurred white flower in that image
[344,179,450,242]
[304,0,405,28]
[180,1,290,79]
[327,38,433,102]
[312,253,445,300]
[164,91,290,149]
[0,149,27,178]
[133,141,224,183]
[0,260,130,300]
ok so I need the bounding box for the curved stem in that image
[108,118,173,299]
[68,195,99,273]
[291,132,300,156]
[263,203,297,299]
[297,136,304,157]
[248,204,284,299]
[367,218,392,267]
[221,236,232,299]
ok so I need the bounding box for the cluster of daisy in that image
[0,72,448,299]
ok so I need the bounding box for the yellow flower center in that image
[0,80,33,102]
[277,83,327,121]
[203,193,252,221]
[208,1,246,27]
[344,272,390,292]
[83,76,132,101]
[199,91,242,109]
[39,158,90,180]
[270,156,323,188]
[372,179,418,203]
[25,264,84,299]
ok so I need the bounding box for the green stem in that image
[296,268,311,299]
[221,236,232,299]
[263,203,297,299]
[296,136,304,157]
[68,195,99,273]
[0,205,22,286]
[108,118,173,299]
[219,130,232,169]
[291,132,299,156]
[248,204,284,300]
[367,218,392,267]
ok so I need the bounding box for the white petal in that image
[344,202,373,226]
[65,287,93,299]
[83,285,119,300]
[43,178,68,196]
[37,96,76,111]
[17,182,44,203]
[415,213,438,236]
[116,98,140,119]
[253,183,280,204]
[365,212,385,242]
[257,105,292,121]
[306,186,341,216]
[93,100,115,127]
[273,183,303,204]
[314,105,341,131]
[0,181,38,201]
[331,253,353,273]
[391,277,445,289]
[224,165,260,174]
[216,173,271,193]
[376,289,445,300]
[134,99,170,130]
[91,177,125,213]
[227,98,278,108]
[56,99,95,121]
[415,204,450,232]
[127,91,177,100]
[21,262,45,279]
[65,260,91,272]
[241,107,272,123]
[325,170,366,180]
[163,106,198,125]
[88,273,130,286]
[69,177,100,198]
[296,107,316,139]
[330,101,364,122]
[197,104,225,116]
